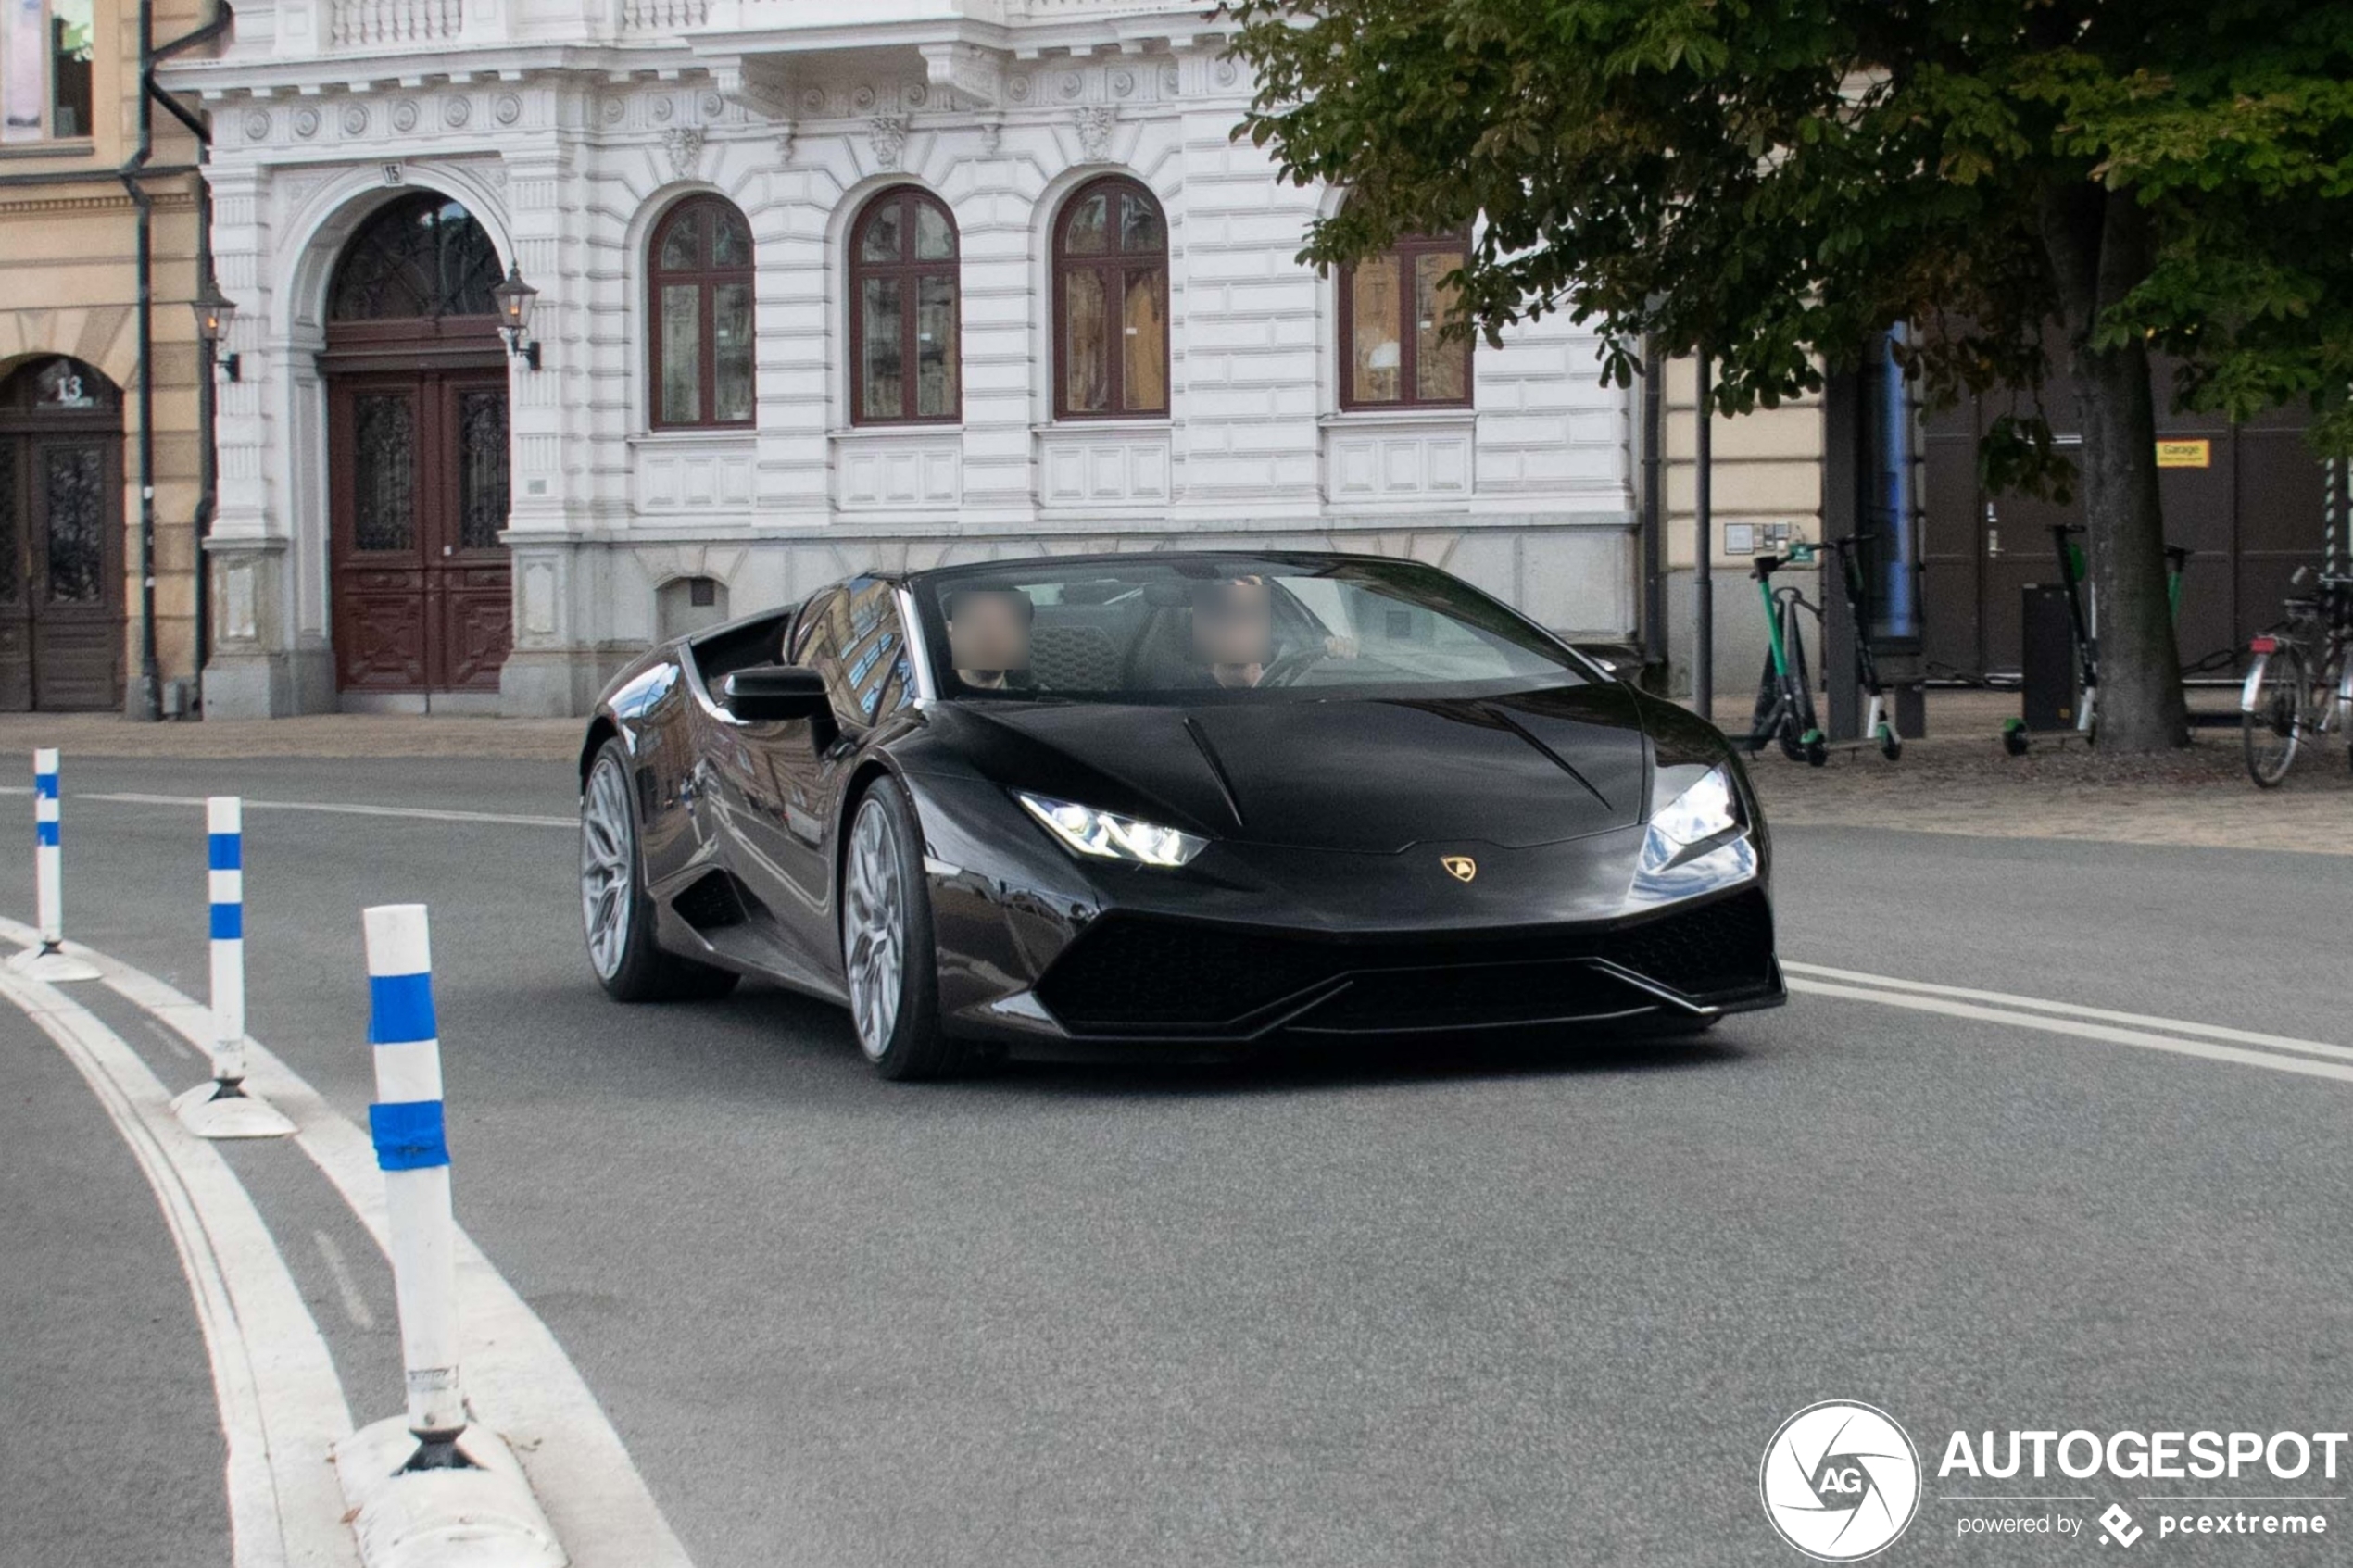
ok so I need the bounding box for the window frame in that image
[1336,227,1475,413]
[1051,175,1170,422]
[846,185,963,428]
[646,194,757,433]
[0,0,95,145]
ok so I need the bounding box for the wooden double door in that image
[328,366,513,696]
[0,358,125,711]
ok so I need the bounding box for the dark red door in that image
[329,369,512,694]
[0,358,126,711]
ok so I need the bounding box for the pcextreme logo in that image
[1761,1400,1923,1561]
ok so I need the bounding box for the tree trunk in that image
[2040,185,2191,751]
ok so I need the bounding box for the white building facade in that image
[163,0,1640,717]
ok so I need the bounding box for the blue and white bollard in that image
[335,903,566,1568]
[364,903,471,1463]
[8,748,97,982]
[173,796,294,1138]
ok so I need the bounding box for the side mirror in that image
[721,664,829,722]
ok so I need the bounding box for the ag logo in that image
[1441,855,1477,883]
[1759,1400,1920,1561]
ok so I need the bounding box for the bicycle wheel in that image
[2243,645,2309,788]
[2309,641,2347,740]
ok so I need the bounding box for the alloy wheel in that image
[844,798,905,1060]
[581,756,635,979]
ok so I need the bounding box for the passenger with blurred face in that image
[945,586,1034,691]
[1191,575,1276,688]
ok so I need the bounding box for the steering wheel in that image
[1258,642,1332,688]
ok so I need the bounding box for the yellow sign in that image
[2157,439,2211,470]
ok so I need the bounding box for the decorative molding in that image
[919,43,1007,109]
[711,57,792,121]
[1074,104,1117,163]
[662,125,705,179]
[866,115,907,172]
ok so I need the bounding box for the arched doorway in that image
[0,357,124,710]
[323,192,513,705]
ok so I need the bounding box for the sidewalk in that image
[1743,688,2353,856]
[0,712,584,762]
[0,690,2339,856]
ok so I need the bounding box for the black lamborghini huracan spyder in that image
[577,551,1783,1078]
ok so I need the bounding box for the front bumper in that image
[951,885,1783,1045]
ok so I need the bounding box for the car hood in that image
[945,684,1651,853]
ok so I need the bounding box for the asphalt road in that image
[2,753,2348,1567]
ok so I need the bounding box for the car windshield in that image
[908,556,1594,703]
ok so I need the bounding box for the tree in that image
[1226,0,2353,750]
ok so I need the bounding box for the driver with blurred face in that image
[1191,575,1276,689]
[945,585,1034,691]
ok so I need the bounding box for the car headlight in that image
[1015,792,1207,868]
[1650,765,1740,848]
[1631,762,1755,902]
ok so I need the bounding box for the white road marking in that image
[0,917,698,1568]
[0,784,572,830]
[1787,977,2353,1086]
[0,963,360,1568]
[312,1230,377,1331]
[1782,960,2353,1065]
[140,1012,201,1061]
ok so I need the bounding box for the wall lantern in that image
[193,280,240,383]
[492,262,542,370]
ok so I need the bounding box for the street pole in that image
[1694,352,1714,723]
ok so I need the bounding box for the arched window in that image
[1339,227,1472,409]
[1052,176,1167,420]
[328,194,502,322]
[849,186,961,425]
[648,196,755,430]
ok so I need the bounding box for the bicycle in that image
[1742,547,1828,767]
[2240,569,2353,788]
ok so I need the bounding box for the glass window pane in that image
[916,274,958,420]
[712,282,754,423]
[350,394,416,552]
[0,443,17,602]
[456,390,509,551]
[914,201,954,261]
[660,283,701,424]
[861,277,904,421]
[1350,255,1403,404]
[1063,269,1107,413]
[2,0,43,141]
[860,200,903,264]
[48,0,90,138]
[40,444,103,602]
[659,210,700,271]
[1063,192,1108,256]
[1415,252,1469,402]
[711,207,751,268]
[1119,194,1164,256]
[1122,268,1166,414]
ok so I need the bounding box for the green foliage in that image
[1225,0,2353,495]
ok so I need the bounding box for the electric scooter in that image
[1825,534,1904,761]
[1743,547,1829,767]
[1999,529,2189,755]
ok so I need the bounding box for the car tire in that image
[840,776,960,1081]
[581,740,740,1003]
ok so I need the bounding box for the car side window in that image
[823,578,919,730]
[786,588,840,667]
